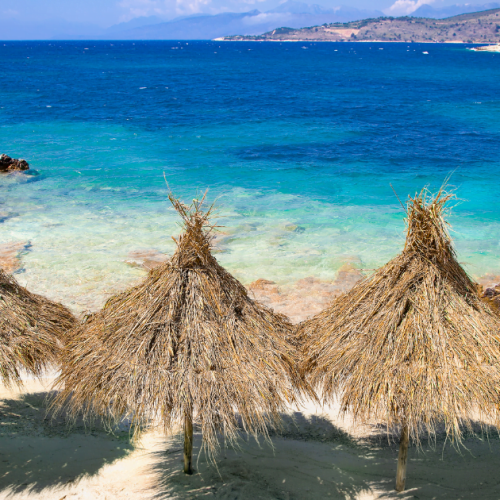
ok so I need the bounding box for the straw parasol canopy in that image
[0,268,76,386]
[299,188,500,492]
[54,192,306,473]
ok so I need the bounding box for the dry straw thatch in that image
[54,192,307,473]
[300,187,500,491]
[0,269,76,386]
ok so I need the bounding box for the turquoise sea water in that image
[1,41,499,311]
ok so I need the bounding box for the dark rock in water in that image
[481,282,500,298]
[0,154,29,172]
[16,159,29,170]
[478,281,500,312]
[0,155,12,170]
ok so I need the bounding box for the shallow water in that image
[1,41,499,311]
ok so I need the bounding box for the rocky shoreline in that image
[0,154,29,172]
[123,248,500,323]
[2,244,499,323]
[472,44,500,52]
[220,9,500,44]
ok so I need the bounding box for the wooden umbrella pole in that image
[395,424,409,492]
[183,409,194,475]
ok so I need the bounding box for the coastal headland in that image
[474,43,500,51]
[218,8,500,43]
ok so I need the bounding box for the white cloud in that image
[118,0,212,21]
[385,0,434,16]
[117,0,278,22]
[3,9,19,18]
[242,12,291,25]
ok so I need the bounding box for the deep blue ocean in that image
[1,41,499,310]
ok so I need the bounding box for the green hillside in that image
[222,8,500,43]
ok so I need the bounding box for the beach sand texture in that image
[2,232,500,499]
[2,243,500,498]
[0,378,500,499]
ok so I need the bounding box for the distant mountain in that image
[267,1,383,18]
[332,6,385,21]
[268,1,334,15]
[412,2,500,19]
[106,5,384,40]
[0,4,382,41]
[104,16,166,34]
[111,10,265,40]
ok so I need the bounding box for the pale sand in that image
[0,377,499,499]
[2,249,500,498]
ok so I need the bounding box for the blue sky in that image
[0,0,480,27]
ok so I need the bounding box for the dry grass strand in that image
[0,269,76,386]
[54,192,310,458]
[300,187,500,444]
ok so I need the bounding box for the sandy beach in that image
[2,242,500,499]
[0,375,499,500]
[2,236,500,499]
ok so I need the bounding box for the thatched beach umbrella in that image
[54,193,306,474]
[0,269,76,386]
[300,188,500,492]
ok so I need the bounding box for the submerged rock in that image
[125,249,169,270]
[0,154,29,172]
[248,263,365,324]
[477,276,500,311]
[125,235,230,272]
[248,278,276,289]
[0,241,30,273]
[483,286,500,298]
[484,285,500,307]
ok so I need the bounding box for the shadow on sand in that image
[150,413,372,500]
[149,413,500,500]
[0,391,134,495]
